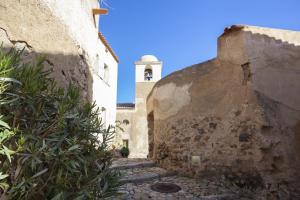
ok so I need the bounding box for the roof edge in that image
[98,32,119,63]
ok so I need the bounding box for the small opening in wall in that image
[101,107,106,127]
[144,68,153,81]
[123,119,130,125]
[122,140,129,148]
[241,62,252,85]
[104,64,109,84]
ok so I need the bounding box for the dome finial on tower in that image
[140,55,159,62]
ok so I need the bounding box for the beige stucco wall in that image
[0,0,118,126]
[147,25,300,195]
[116,83,157,158]
[129,82,156,158]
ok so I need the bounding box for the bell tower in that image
[129,55,162,158]
[135,55,162,103]
[135,55,162,83]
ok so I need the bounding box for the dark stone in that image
[194,135,202,141]
[202,136,209,141]
[174,137,181,143]
[191,123,199,128]
[177,119,183,125]
[239,132,251,142]
[183,137,191,142]
[235,110,241,116]
[209,122,217,129]
[261,125,273,131]
[231,128,238,133]
[197,128,205,135]
[183,155,188,161]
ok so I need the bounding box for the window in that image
[95,54,100,74]
[104,64,109,84]
[123,119,130,125]
[101,107,106,127]
[122,140,129,148]
[144,68,153,81]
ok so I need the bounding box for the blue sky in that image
[100,0,300,103]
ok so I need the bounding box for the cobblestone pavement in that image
[115,176,238,200]
[121,167,168,179]
[106,159,247,200]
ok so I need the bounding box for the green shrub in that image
[120,147,129,158]
[0,48,120,199]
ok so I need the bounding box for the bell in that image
[145,73,152,80]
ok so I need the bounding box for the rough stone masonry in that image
[147,25,300,197]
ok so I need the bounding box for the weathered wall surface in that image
[0,0,118,126]
[129,82,156,158]
[0,0,91,100]
[147,25,300,195]
[115,108,134,148]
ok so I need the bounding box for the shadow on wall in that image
[1,46,94,102]
[147,111,154,158]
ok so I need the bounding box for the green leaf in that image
[31,168,48,179]
[0,77,22,85]
[0,182,9,190]
[68,144,80,152]
[0,172,9,180]
[51,192,64,200]
[1,145,15,163]
[0,119,10,129]
[0,129,14,144]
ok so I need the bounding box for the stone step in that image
[111,160,155,170]
[119,167,177,184]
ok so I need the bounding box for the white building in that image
[43,0,119,127]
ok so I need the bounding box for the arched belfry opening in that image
[144,66,153,81]
[147,111,154,158]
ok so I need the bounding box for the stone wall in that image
[147,25,300,195]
